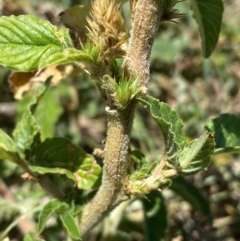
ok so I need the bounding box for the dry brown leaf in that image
[9,65,73,99]
[9,71,37,100]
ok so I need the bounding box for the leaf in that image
[60,211,81,240]
[75,155,102,189]
[13,110,41,153]
[38,199,68,233]
[130,150,149,168]
[9,65,72,100]
[0,129,19,162]
[13,79,51,153]
[33,87,63,140]
[205,113,240,154]
[38,48,93,70]
[129,150,156,182]
[137,95,185,166]
[171,176,212,222]
[179,132,214,175]
[190,0,224,58]
[31,137,101,189]
[16,80,71,140]
[9,71,36,99]
[24,232,45,241]
[32,137,88,170]
[142,190,167,241]
[0,15,73,71]
[30,166,76,183]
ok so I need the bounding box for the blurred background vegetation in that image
[0,0,239,240]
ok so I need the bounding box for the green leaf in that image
[17,82,70,140]
[30,166,76,183]
[190,0,224,57]
[32,137,88,170]
[38,199,68,233]
[129,150,156,182]
[33,86,63,140]
[0,15,73,71]
[205,113,240,154]
[60,211,81,240]
[137,95,185,166]
[13,80,51,153]
[103,75,141,109]
[13,110,41,153]
[0,129,19,162]
[171,176,212,222]
[39,48,93,70]
[130,150,148,167]
[179,132,214,175]
[142,190,167,241]
[31,137,101,189]
[75,154,102,189]
[24,232,45,241]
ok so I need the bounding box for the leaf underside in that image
[179,132,215,175]
[190,0,223,57]
[137,95,185,166]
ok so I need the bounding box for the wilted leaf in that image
[9,72,36,99]
[179,132,214,175]
[205,113,240,154]
[9,65,73,100]
[32,65,73,85]
[171,176,212,222]
[190,0,223,57]
[142,190,167,241]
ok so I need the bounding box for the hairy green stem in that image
[79,0,166,238]
[125,0,166,87]
[80,103,135,238]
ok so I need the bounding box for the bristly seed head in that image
[87,0,127,64]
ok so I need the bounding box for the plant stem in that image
[124,0,165,87]
[79,0,166,238]
[80,103,135,238]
